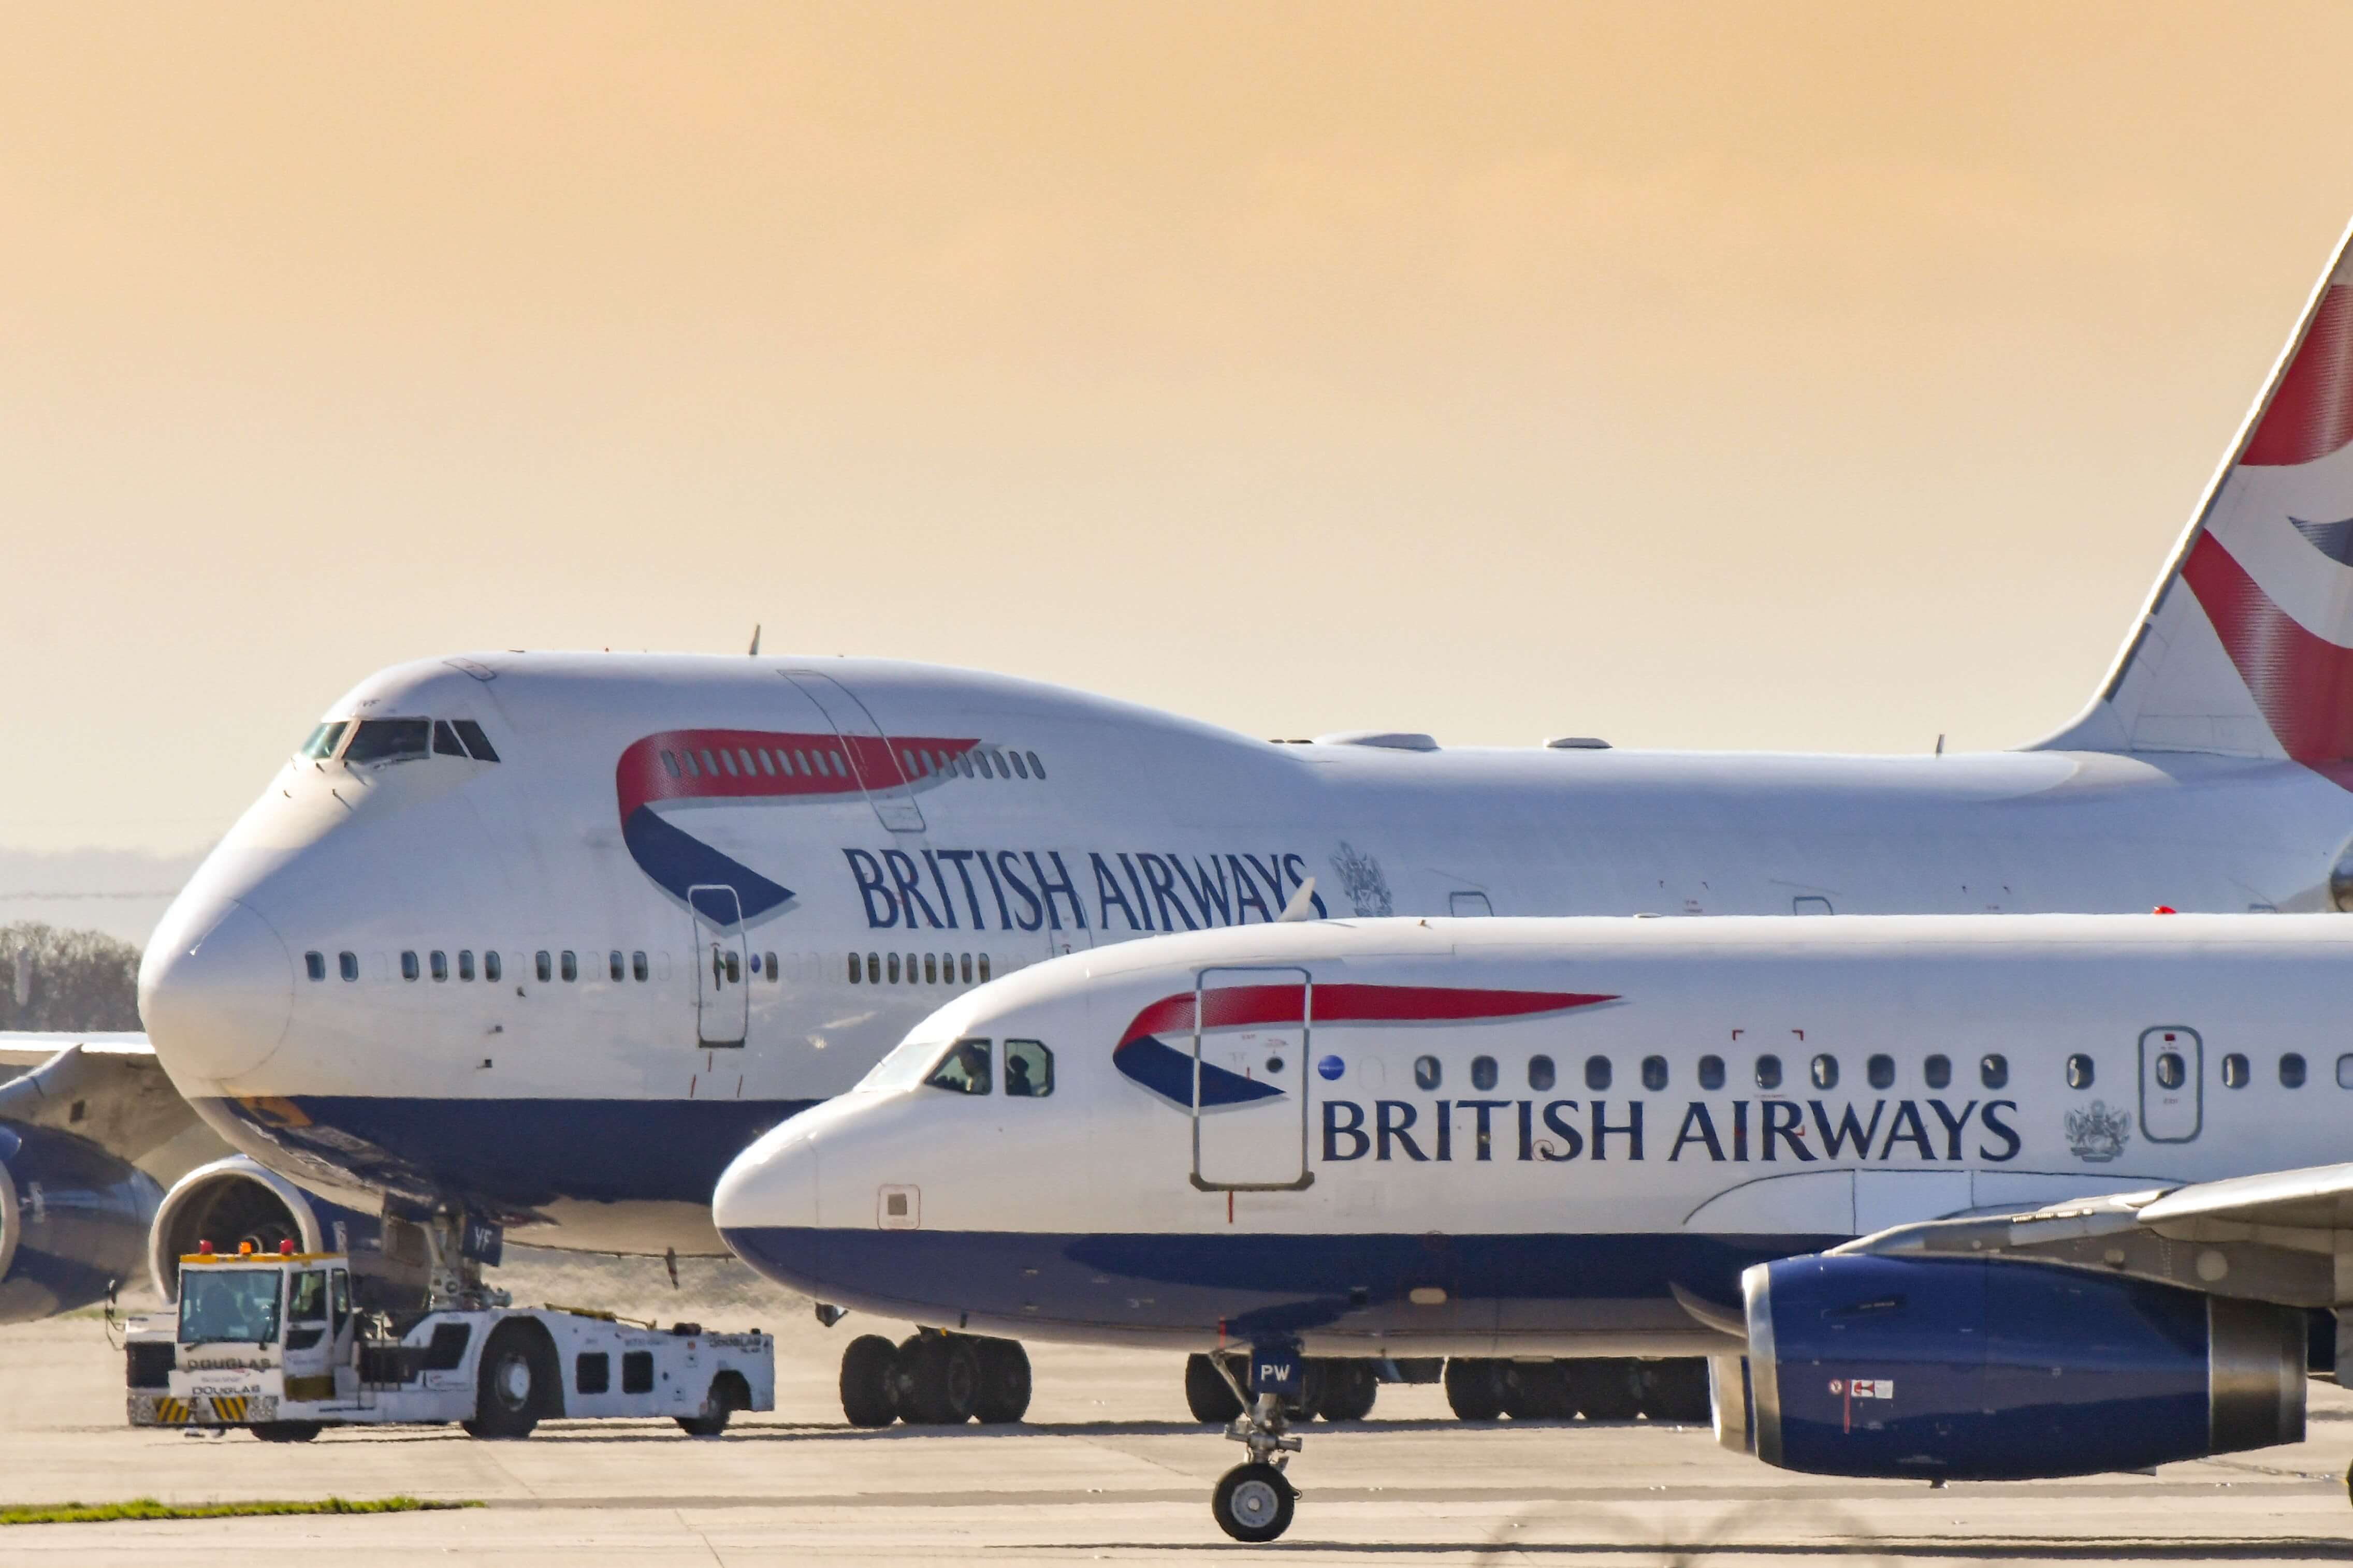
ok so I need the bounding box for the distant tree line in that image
[1,923,142,1032]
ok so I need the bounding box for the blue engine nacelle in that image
[0,1121,163,1324]
[1731,1253,2306,1480]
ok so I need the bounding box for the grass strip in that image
[0,1495,480,1526]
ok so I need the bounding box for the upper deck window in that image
[344,718,431,766]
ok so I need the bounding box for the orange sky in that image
[9,3,2353,852]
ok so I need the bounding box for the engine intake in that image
[1733,1253,2305,1479]
[148,1156,417,1309]
[0,1121,161,1323]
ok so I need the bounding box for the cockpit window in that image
[858,1035,950,1092]
[1004,1039,1053,1097]
[299,721,349,759]
[343,717,432,766]
[924,1038,993,1095]
[433,721,467,757]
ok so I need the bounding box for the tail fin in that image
[2042,217,2353,782]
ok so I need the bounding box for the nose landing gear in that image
[1210,1346,1305,1543]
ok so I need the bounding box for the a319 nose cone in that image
[714,1132,821,1291]
[138,900,295,1082]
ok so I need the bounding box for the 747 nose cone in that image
[138,900,294,1083]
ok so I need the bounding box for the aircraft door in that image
[690,883,749,1047]
[1191,966,1313,1192]
[2138,1025,2202,1142]
[782,670,926,833]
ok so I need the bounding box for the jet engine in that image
[147,1156,420,1310]
[1728,1253,2306,1480]
[0,1121,163,1323]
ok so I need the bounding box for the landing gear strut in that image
[1210,1345,1304,1543]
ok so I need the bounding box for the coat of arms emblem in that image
[2064,1099,2132,1163]
[1329,841,1393,918]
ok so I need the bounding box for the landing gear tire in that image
[1443,1356,1507,1421]
[971,1338,1032,1424]
[1287,1358,1327,1422]
[1634,1357,1712,1424]
[1212,1461,1297,1543]
[1568,1357,1642,1423]
[678,1372,748,1437]
[1186,1352,1246,1423]
[838,1333,900,1428]
[897,1331,981,1425]
[251,1422,321,1442]
[462,1322,551,1440]
[1317,1360,1378,1423]
[1502,1361,1572,1421]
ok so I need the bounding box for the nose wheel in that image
[1209,1355,1304,1542]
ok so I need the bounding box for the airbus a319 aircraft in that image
[50,214,2353,1424]
[712,912,2353,1541]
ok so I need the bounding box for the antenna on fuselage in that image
[748,624,762,656]
[1276,877,1319,922]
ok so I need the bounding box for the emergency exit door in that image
[1192,966,1313,1191]
[2139,1025,2202,1142]
[690,884,749,1047]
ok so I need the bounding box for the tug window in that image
[1528,1054,1556,1092]
[450,720,500,763]
[1698,1054,1725,1091]
[535,951,552,983]
[1642,1056,1668,1092]
[458,950,474,981]
[1584,1056,1611,1092]
[561,951,577,983]
[430,950,447,983]
[2221,1052,2250,1089]
[925,1038,992,1095]
[1980,1053,2010,1090]
[1005,1039,1053,1097]
[304,951,325,981]
[1754,1054,1782,1091]
[1810,1054,1837,1091]
[2282,1052,2308,1089]
[576,1353,609,1395]
[338,951,358,982]
[1924,1053,1952,1090]
[343,717,431,766]
[1866,1054,1894,1090]
[485,951,502,983]
[1470,1056,1498,1092]
[633,951,649,983]
[2066,1053,2095,1089]
[400,951,419,981]
[1413,1056,1441,1091]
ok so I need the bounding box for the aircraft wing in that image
[0,1032,233,1186]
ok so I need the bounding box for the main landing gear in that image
[1442,1355,1711,1424]
[837,1328,1031,1427]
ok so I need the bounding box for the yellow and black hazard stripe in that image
[207,1395,252,1423]
[151,1396,193,1424]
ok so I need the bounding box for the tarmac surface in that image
[5,1260,2353,1565]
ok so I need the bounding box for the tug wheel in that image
[462,1322,551,1439]
[677,1371,749,1437]
[1212,1461,1296,1543]
[251,1422,321,1442]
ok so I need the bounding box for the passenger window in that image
[633,951,649,983]
[485,951,502,983]
[977,955,992,982]
[401,951,419,982]
[1470,1056,1498,1091]
[609,951,624,983]
[451,720,499,763]
[433,720,466,757]
[683,751,701,778]
[888,954,902,984]
[723,952,740,985]
[1413,1056,1441,1091]
[1010,752,1030,779]
[1027,751,1045,779]
[430,950,448,982]
[458,950,475,981]
[765,951,779,981]
[848,953,863,984]
[2066,1053,2094,1090]
[561,951,577,983]
[956,752,975,778]
[304,951,325,981]
[2155,1051,2187,1090]
[2221,1052,2249,1089]
[338,951,358,982]
[974,751,993,779]
[2282,1052,2308,1088]
[1698,1054,1725,1091]
[1005,1039,1053,1097]
[1641,1056,1668,1092]
[535,951,552,984]
[719,750,739,777]
[343,717,431,766]
[1754,1054,1782,1091]
[1585,1056,1611,1091]
[1810,1054,1837,1091]
[1527,1054,1555,1091]
[960,954,973,984]
[925,1039,992,1095]
[924,954,938,985]
[992,749,1012,776]
[1866,1054,1894,1090]
[2336,1053,2353,1090]
[1980,1053,2009,1090]
[661,751,681,779]
[1923,1053,1952,1090]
